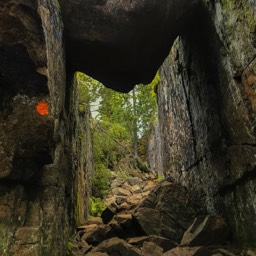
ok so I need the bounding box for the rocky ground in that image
[69,174,255,256]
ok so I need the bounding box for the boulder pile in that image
[70,176,247,256]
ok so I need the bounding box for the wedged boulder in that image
[163,246,211,256]
[91,237,142,256]
[59,0,200,92]
[133,181,205,242]
[181,215,230,246]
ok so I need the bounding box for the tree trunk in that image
[132,88,138,158]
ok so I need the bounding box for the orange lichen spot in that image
[36,101,49,115]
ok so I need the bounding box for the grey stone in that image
[163,246,211,256]
[91,237,142,256]
[181,215,229,246]
[133,181,205,242]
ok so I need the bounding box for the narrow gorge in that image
[0,0,256,255]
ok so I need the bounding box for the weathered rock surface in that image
[133,180,206,242]
[71,176,243,256]
[0,0,93,255]
[181,215,230,246]
[59,0,199,92]
[156,0,256,247]
[91,237,141,256]
[2,0,256,254]
[163,246,211,256]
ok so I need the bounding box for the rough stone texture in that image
[157,0,256,247]
[0,0,93,255]
[141,241,163,256]
[91,237,141,256]
[59,0,200,92]
[181,215,229,246]
[148,122,164,176]
[69,76,94,226]
[163,246,211,256]
[133,181,205,242]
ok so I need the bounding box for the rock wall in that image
[157,0,256,247]
[0,0,93,255]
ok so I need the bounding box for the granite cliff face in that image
[1,0,256,254]
[157,0,256,247]
[0,0,93,255]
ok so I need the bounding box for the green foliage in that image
[93,120,130,169]
[135,157,150,173]
[76,71,159,202]
[135,73,158,135]
[89,197,106,217]
[92,163,112,198]
[67,240,75,255]
[156,175,164,182]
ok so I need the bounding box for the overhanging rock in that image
[59,0,199,92]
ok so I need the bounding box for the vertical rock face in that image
[0,0,93,255]
[157,0,256,247]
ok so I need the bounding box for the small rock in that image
[181,215,229,246]
[140,191,151,198]
[81,225,111,245]
[76,224,98,232]
[217,249,236,256]
[141,241,163,256]
[86,252,108,256]
[127,236,149,246]
[101,205,117,224]
[85,217,103,225]
[131,184,143,193]
[143,181,155,192]
[117,202,132,212]
[247,249,256,256]
[91,237,142,256]
[148,235,177,252]
[163,246,211,256]
[128,177,143,186]
[112,187,132,197]
[127,194,142,206]
[114,213,132,223]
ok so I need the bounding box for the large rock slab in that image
[141,241,163,256]
[91,237,142,256]
[59,0,199,92]
[181,215,230,246]
[163,246,211,256]
[133,181,205,242]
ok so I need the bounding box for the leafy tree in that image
[76,72,159,201]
